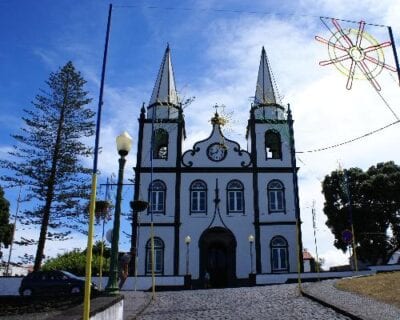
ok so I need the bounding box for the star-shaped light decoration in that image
[316,18,397,91]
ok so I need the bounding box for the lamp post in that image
[184,236,191,275]
[105,132,132,294]
[248,234,255,274]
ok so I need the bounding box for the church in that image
[130,45,303,287]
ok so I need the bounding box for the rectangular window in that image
[191,191,206,213]
[228,191,244,212]
[146,248,163,273]
[272,249,279,270]
[279,248,287,269]
[151,191,164,213]
[272,248,287,271]
[269,191,284,211]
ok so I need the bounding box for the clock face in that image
[207,143,227,162]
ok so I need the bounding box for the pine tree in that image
[0,62,95,270]
[0,186,12,250]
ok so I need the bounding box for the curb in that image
[300,289,363,320]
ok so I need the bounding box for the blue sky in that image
[1,0,400,268]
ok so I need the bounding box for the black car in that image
[19,270,98,296]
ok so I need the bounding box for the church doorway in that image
[199,227,236,288]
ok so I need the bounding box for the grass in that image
[335,271,400,308]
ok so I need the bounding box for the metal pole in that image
[186,242,189,275]
[134,211,141,291]
[311,201,320,280]
[105,156,126,294]
[98,177,110,290]
[83,4,112,319]
[150,98,156,299]
[151,222,156,299]
[344,170,358,272]
[5,186,22,276]
[250,242,254,274]
[388,26,400,86]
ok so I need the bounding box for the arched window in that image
[265,130,282,159]
[227,180,244,214]
[190,180,207,214]
[145,237,164,274]
[270,236,288,272]
[267,180,285,213]
[148,180,166,214]
[153,129,168,159]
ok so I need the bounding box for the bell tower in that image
[137,44,185,168]
[132,45,185,275]
[247,47,302,273]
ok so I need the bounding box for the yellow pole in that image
[151,222,156,300]
[99,239,104,290]
[351,224,359,272]
[83,174,97,320]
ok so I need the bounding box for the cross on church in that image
[213,104,225,114]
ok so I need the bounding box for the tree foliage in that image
[0,186,12,248]
[322,161,400,265]
[42,243,110,276]
[0,62,95,270]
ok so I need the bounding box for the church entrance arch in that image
[199,227,236,288]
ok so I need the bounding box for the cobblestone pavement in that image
[134,284,350,320]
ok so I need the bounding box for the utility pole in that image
[311,200,320,280]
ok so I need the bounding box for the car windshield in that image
[61,271,81,280]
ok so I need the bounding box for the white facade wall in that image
[138,172,176,224]
[136,225,175,275]
[259,224,298,273]
[258,173,296,221]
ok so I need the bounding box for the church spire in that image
[149,44,179,106]
[254,47,277,105]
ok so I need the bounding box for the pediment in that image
[182,125,251,168]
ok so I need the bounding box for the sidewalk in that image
[122,291,152,320]
[301,279,400,320]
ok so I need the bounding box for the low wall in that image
[90,296,123,320]
[256,264,400,285]
[0,276,185,295]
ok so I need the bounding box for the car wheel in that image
[21,288,33,296]
[70,286,81,294]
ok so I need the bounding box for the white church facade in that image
[130,46,303,287]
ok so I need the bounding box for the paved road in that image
[131,284,350,319]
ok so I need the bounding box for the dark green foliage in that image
[0,186,12,248]
[42,242,110,276]
[322,161,400,265]
[0,62,95,270]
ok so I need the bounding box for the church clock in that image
[207,143,227,162]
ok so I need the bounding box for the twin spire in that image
[149,44,179,107]
[254,46,278,105]
[148,45,279,108]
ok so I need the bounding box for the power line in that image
[297,119,400,153]
[113,5,390,27]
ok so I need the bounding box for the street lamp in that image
[185,236,191,275]
[248,234,255,274]
[105,132,132,294]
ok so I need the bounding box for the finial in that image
[210,104,227,126]
[213,104,220,115]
